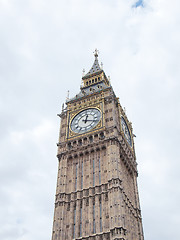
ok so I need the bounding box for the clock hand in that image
[82,119,99,122]
[85,115,88,124]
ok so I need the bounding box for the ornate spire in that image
[94,48,99,57]
[82,49,102,79]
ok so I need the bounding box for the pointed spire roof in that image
[82,49,102,79]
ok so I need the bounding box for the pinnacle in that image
[83,49,102,78]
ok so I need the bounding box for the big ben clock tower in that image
[51,50,144,240]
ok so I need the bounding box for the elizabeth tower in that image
[51,51,144,240]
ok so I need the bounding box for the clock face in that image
[70,108,101,134]
[121,117,132,147]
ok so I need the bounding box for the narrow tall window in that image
[73,208,76,239]
[93,159,95,187]
[75,164,78,191]
[79,207,82,237]
[100,201,102,232]
[81,161,83,189]
[93,202,96,233]
[98,158,101,185]
[59,162,61,185]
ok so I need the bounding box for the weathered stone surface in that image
[51,53,144,240]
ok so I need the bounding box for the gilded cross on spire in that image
[94,48,99,57]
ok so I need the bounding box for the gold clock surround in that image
[67,102,104,139]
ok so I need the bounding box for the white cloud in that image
[0,0,180,239]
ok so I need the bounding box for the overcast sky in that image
[0,0,180,239]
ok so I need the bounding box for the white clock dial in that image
[71,108,101,134]
[121,117,132,147]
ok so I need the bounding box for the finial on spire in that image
[108,76,111,86]
[94,48,99,58]
[82,68,85,76]
[80,78,84,88]
[66,90,70,100]
[101,62,103,69]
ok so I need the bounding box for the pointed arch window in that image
[75,163,78,191]
[93,159,95,187]
[81,161,83,189]
[99,158,101,185]
[100,201,102,232]
[93,202,96,234]
[79,206,82,237]
[73,208,76,239]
